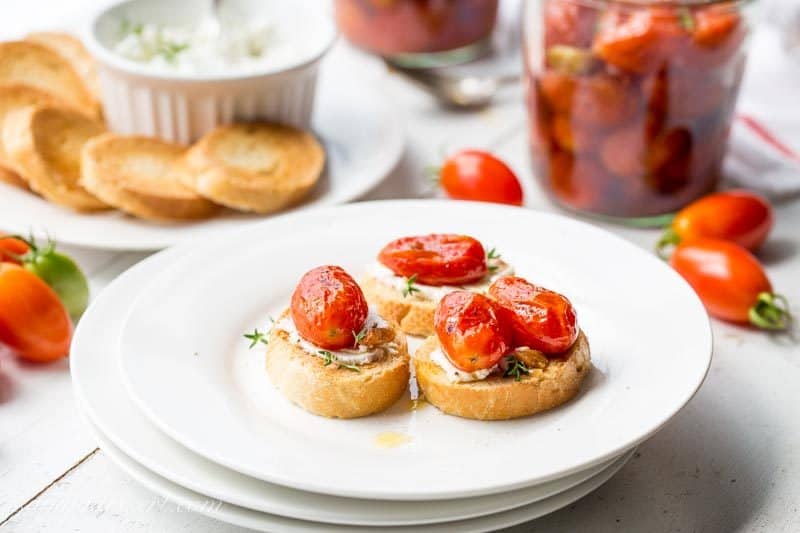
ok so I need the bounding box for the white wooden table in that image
[2,3,800,531]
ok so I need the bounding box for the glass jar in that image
[335,0,500,68]
[523,0,755,225]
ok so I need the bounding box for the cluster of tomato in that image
[335,0,498,56]
[380,234,577,371]
[659,190,792,330]
[528,0,747,217]
[0,235,88,362]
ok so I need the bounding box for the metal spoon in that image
[388,66,519,109]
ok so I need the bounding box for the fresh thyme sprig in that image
[352,326,368,345]
[487,247,501,273]
[319,350,360,372]
[402,274,420,298]
[244,328,269,349]
[503,356,530,382]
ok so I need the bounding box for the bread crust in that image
[25,32,100,102]
[0,41,100,119]
[265,313,410,419]
[0,166,28,189]
[80,133,220,222]
[2,105,107,211]
[361,274,437,337]
[0,84,60,169]
[415,332,591,420]
[182,123,324,214]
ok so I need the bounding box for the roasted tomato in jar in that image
[434,291,512,372]
[378,234,488,285]
[489,276,578,354]
[290,265,368,350]
[544,0,598,48]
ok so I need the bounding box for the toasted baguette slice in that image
[182,123,324,214]
[3,105,107,211]
[0,166,28,189]
[0,41,100,119]
[25,32,100,102]
[80,134,220,221]
[266,312,410,419]
[361,274,437,337]
[0,84,60,167]
[415,332,591,420]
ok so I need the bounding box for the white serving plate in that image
[118,200,712,500]
[70,245,626,526]
[90,422,635,533]
[0,57,402,251]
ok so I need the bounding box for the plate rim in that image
[115,199,713,500]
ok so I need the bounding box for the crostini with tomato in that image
[264,265,410,419]
[415,277,590,420]
[361,234,514,337]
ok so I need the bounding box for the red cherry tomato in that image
[593,7,686,74]
[670,239,791,329]
[489,276,579,354]
[659,190,773,256]
[438,150,524,206]
[290,265,368,350]
[0,263,72,362]
[434,291,512,372]
[0,234,29,264]
[378,234,488,286]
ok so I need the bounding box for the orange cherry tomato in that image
[0,263,72,362]
[489,276,578,354]
[438,149,524,206]
[434,291,512,372]
[670,239,791,329]
[658,190,773,256]
[593,7,687,74]
[378,234,488,286]
[693,4,741,48]
[0,234,29,264]
[290,265,368,350]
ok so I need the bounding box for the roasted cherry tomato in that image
[489,276,578,354]
[0,234,29,264]
[593,7,686,74]
[378,234,488,286]
[290,265,368,350]
[658,190,773,257]
[437,149,524,207]
[544,0,598,48]
[0,263,72,362]
[434,291,512,372]
[670,239,791,329]
[693,4,742,48]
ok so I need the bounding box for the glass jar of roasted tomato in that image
[524,0,754,224]
[335,0,500,67]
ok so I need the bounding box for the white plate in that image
[119,200,712,500]
[70,247,625,526]
[90,421,635,533]
[0,58,403,251]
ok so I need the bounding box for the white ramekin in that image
[84,0,336,144]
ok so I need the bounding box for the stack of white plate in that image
[71,200,712,532]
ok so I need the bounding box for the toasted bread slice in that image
[183,123,324,214]
[361,274,437,337]
[415,332,591,420]
[0,166,28,189]
[2,105,107,211]
[0,41,100,119]
[266,311,410,418]
[0,84,60,168]
[25,32,100,102]
[80,134,220,221]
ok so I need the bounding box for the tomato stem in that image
[425,165,442,188]
[655,228,681,260]
[748,292,793,330]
